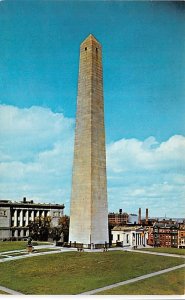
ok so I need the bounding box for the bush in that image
[32,242,38,246]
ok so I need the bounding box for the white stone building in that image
[111,226,148,248]
[0,198,65,240]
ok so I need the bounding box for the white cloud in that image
[107,135,185,217]
[0,105,74,209]
[0,104,74,162]
[107,135,185,173]
[0,104,184,217]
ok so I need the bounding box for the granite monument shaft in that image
[69,34,108,247]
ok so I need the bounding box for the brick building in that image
[108,209,129,225]
[148,223,178,248]
[178,224,185,248]
[147,226,154,246]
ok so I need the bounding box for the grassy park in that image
[96,267,185,295]
[0,250,184,295]
[0,241,52,253]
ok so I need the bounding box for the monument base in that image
[69,242,109,249]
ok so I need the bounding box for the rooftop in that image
[0,198,65,209]
[112,225,144,231]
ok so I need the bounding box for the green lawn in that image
[139,247,185,256]
[0,241,52,253]
[97,268,185,295]
[0,251,184,295]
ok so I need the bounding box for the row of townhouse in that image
[147,223,185,248]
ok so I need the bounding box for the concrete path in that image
[127,249,185,259]
[0,248,76,263]
[0,285,24,295]
[79,263,185,295]
[0,246,184,263]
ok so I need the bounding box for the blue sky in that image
[0,1,185,218]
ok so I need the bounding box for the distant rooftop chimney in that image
[138,208,141,224]
[146,208,148,225]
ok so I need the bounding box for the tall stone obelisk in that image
[69,34,108,247]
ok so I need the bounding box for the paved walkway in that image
[0,246,184,263]
[127,249,185,259]
[0,285,24,295]
[79,263,185,295]
[0,247,75,263]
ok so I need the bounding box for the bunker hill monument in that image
[69,34,109,247]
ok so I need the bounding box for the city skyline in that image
[0,1,185,217]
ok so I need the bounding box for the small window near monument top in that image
[85,47,87,51]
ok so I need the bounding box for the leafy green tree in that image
[28,216,51,241]
[28,215,70,242]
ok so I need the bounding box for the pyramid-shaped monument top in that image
[81,34,101,46]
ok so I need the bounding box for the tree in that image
[58,215,70,242]
[28,215,70,242]
[28,216,51,241]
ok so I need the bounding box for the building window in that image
[117,234,120,241]
[127,234,129,243]
[53,211,60,217]
[85,47,87,51]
